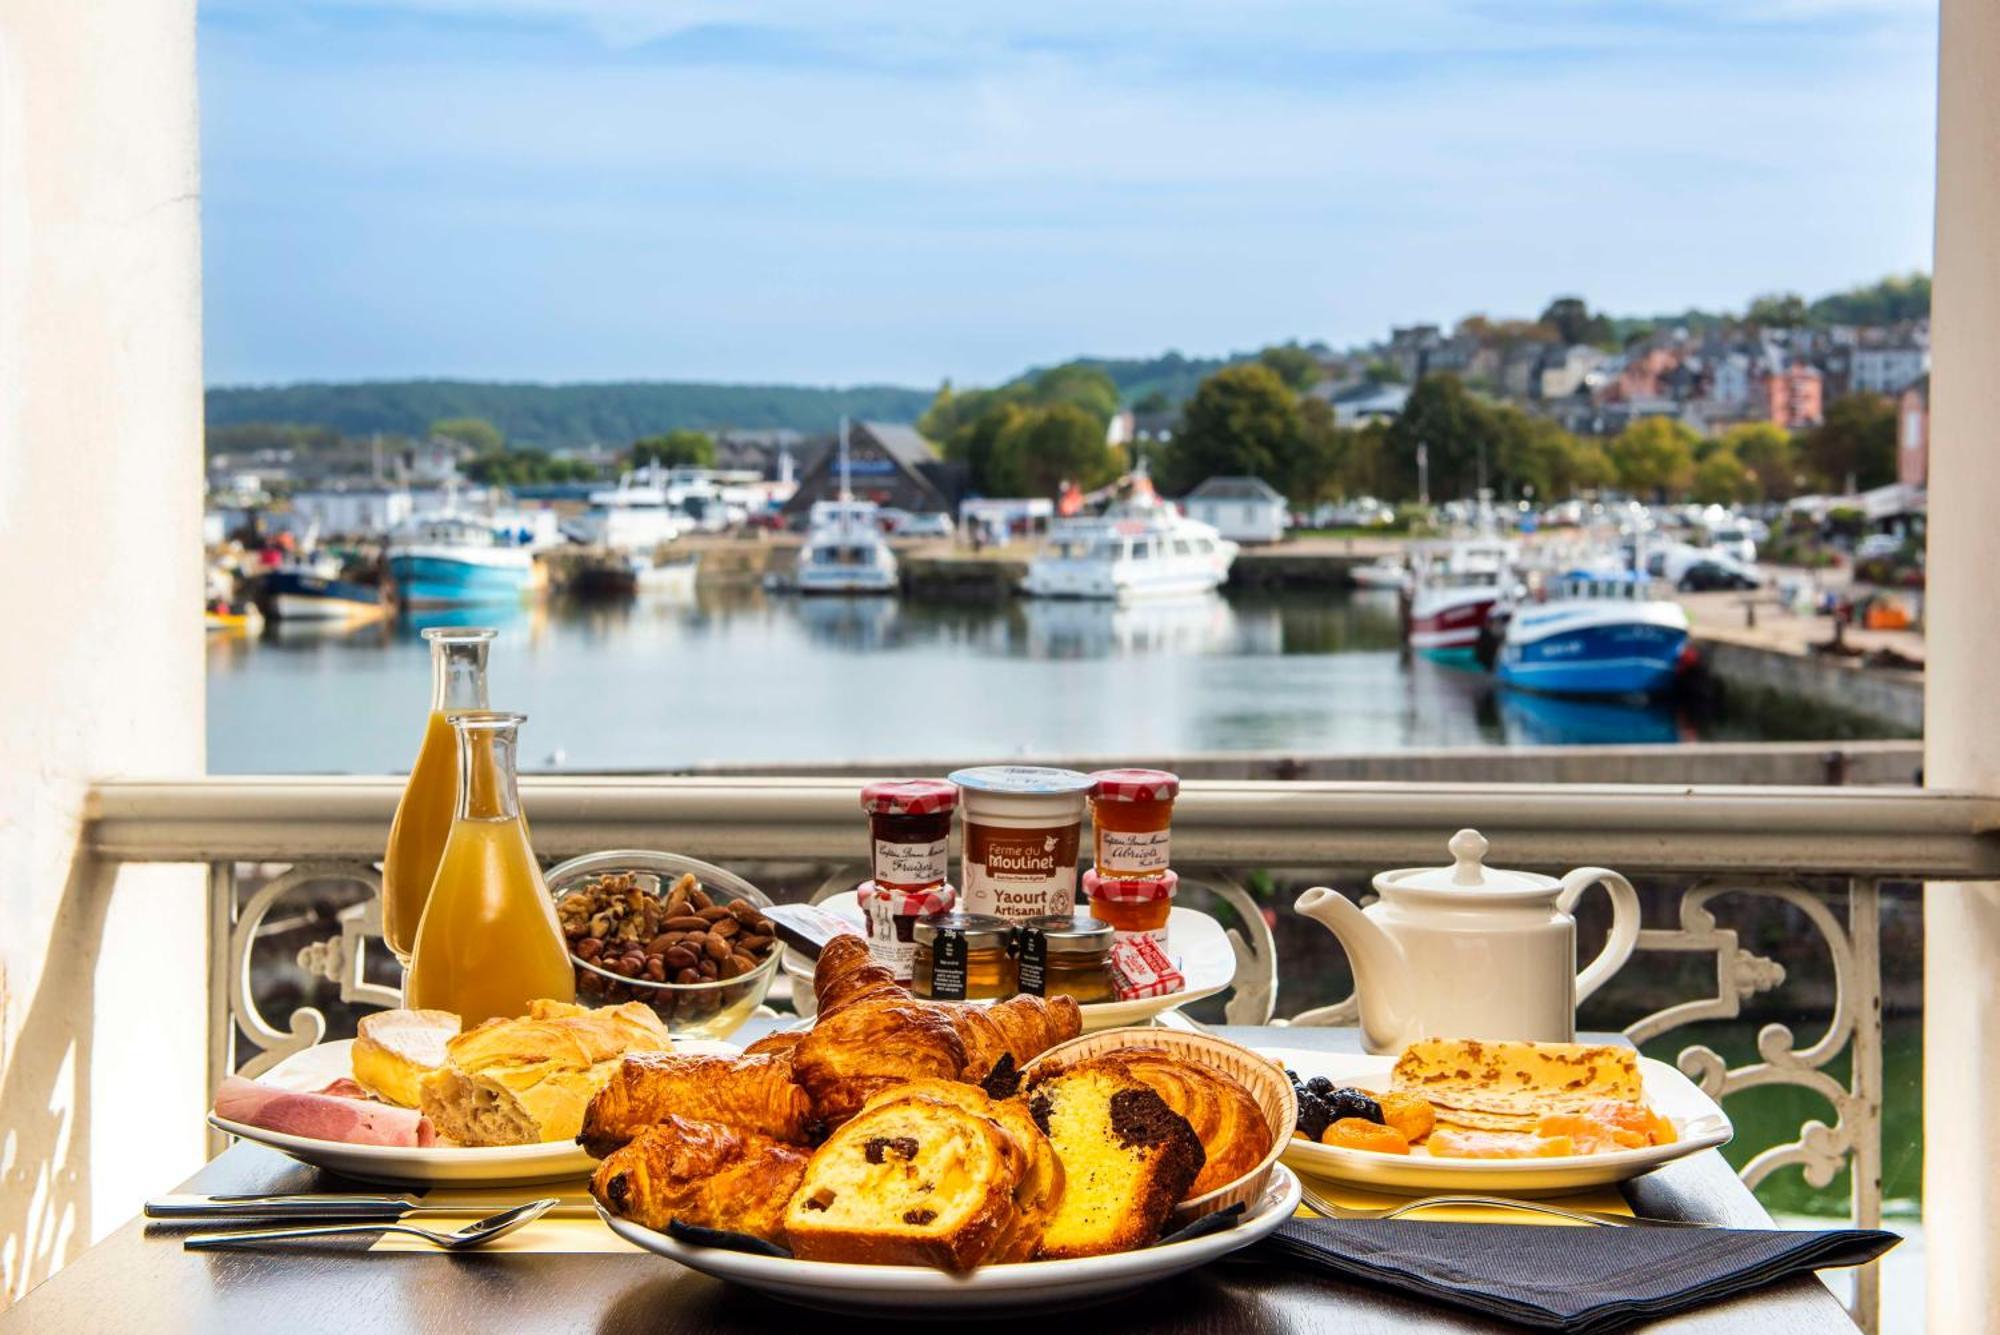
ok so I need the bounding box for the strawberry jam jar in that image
[861,779,957,891]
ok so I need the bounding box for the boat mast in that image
[838,415,852,504]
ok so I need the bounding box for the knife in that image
[146,1193,597,1221]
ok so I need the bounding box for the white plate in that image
[212,1036,739,1187]
[1263,1046,1733,1197]
[600,1162,1301,1313]
[781,894,1236,1030]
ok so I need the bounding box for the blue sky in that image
[198,1,1939,388]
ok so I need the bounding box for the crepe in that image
[1389,1038,1643,1133]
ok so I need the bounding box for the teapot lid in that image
[1376,829,1558,900]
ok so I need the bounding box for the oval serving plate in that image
[211,1036,740,1187]
[1263,1046,1732,1198]
[601,1162,1300,1314]
[781,892,1235,1029]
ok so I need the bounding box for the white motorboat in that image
[563,468,686,552]
[1349,556,1410,592]
[1021,471,1237,601]
[789,421,900,595]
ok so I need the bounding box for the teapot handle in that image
[1557,868,1642,1005]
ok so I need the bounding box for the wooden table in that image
[0,1026,1859,1334]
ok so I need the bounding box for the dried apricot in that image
[1321,1117,1411,1155]
[1377,1091,1435,1144]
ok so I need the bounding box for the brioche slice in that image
[351,1008,461,1109]
[1090,1046,1272,1197]
[1024,1060,1205,1259]
[783,1086,1026,1271]
[419,1001,671,1146]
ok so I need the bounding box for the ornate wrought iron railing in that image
[87,776,2000,1334]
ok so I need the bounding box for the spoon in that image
[182,1198,558,1251]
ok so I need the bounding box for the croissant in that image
[578,1051,819,1157]
[812,933,905,1015]
[791,996,967,1126]
[591,1114,809,1244]
[949,994,1082,1096]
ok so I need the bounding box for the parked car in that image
[1704,524,1757,565]
[893,512,955,538]
[1855,533,1905,561]
[1679,559,1762,592]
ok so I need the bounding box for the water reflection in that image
[208,586,1857,774]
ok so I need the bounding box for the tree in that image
[1287,397,1350,506]
[1607,417,1697,497]
[1363,359,1406,385]
[1691,448,1758,504]
[1256,343,1320,394]
[630,428,716,469]
[1027,363,1120,425]
[1164,364,1302,491]
[1745,292,1809,328]
[1800,393,1897,492]
[1718,422,1799,500]
[430,417,503,455]
[1383,374,1493,500]
[1131,389,1171,415]
[1808,273,1930,326]
[1538,297,1612,347]
[987,403,1119,498]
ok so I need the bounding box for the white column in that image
[1925,1,2000,1329]
[0,0,206,1308]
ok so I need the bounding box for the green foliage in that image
[1537,297,1613,347]
[1362,359,1406,385]
[1256,343,1321,393]
[430,417,503,454]
[1719,422,1800,500]
[1809,273,1930,326]
[1287,398,1349,506]
[1164,364,1302,492]
[206,421,341,456]
[1800,392,1898,492]
[1692,448,1759,504]
[1383,374,1495,499]
[630,429,716,469]
[1745,293,1809,328]
[921,362,1121,495]
[206,380,935,448]
[1131,389,1171,415]
[987,403,1121,498]
[1607,417,1697,496]
[463,449,598,485]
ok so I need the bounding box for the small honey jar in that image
[911,912,1018,1001]
[1016,913,1115,1004]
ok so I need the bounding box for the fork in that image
[1296,1180,1712,1229]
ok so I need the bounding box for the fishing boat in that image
[1348,555,1410,592]
[789,420,900,595]
[1021,467,1237,601]
[1402,539,1514,661]
[565,551,700,600]
[562,468,686,551]
[1494,568,1691,699]
[255,555,386,622]
[386,512,535,608]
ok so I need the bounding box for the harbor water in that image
[207,586,1888,773]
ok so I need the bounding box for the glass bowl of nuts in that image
[546,850,781,1040]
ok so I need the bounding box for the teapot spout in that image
[1292,886,1413,1054]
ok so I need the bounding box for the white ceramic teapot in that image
[1293,828,1642,1054]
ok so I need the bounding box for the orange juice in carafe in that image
[382,628,495,965]
[405,711,575,1024]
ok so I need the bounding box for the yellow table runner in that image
[1292,1174,1634,1226]
[369,1185,640,1254]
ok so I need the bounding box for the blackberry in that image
[1296,1094,1334,1141]
[1326,1087,1385,1125]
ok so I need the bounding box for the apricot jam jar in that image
[1087,768,1180,879]
[861,779,957,891]
[1084,868,1177,948]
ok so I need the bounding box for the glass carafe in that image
[382,627,496,966]
[404,711,576,1024]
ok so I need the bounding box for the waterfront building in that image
[1900,374,1931,488]
[288,484,415,537]
[1852,342,1932,396]
[1760,362,1825,430]
[779,419,956,519]
[1181,475,1287,544]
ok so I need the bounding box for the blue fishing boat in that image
[256,561,386,622]
[386,513,535,608]
[1496,570,1690,699]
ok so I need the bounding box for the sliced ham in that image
[214,1075,436,1148]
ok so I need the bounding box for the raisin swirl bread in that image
[782,1081,1062,1271]
[1086,1046,1272,1197]
[1023,1058,1206,1259]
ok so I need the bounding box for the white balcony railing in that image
[85,775,2000,1335]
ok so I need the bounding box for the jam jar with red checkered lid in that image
[1087,768,1180,879]
[861,779,956,891]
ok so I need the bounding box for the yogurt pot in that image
[948,765,1097,922]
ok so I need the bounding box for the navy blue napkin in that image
[1251,1217,1897,1333]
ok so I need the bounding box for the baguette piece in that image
[418,1000,670,1146]
[351,1008,461,1109]
[783,1084,1037,1271]
[1025,1060,1205,1259]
